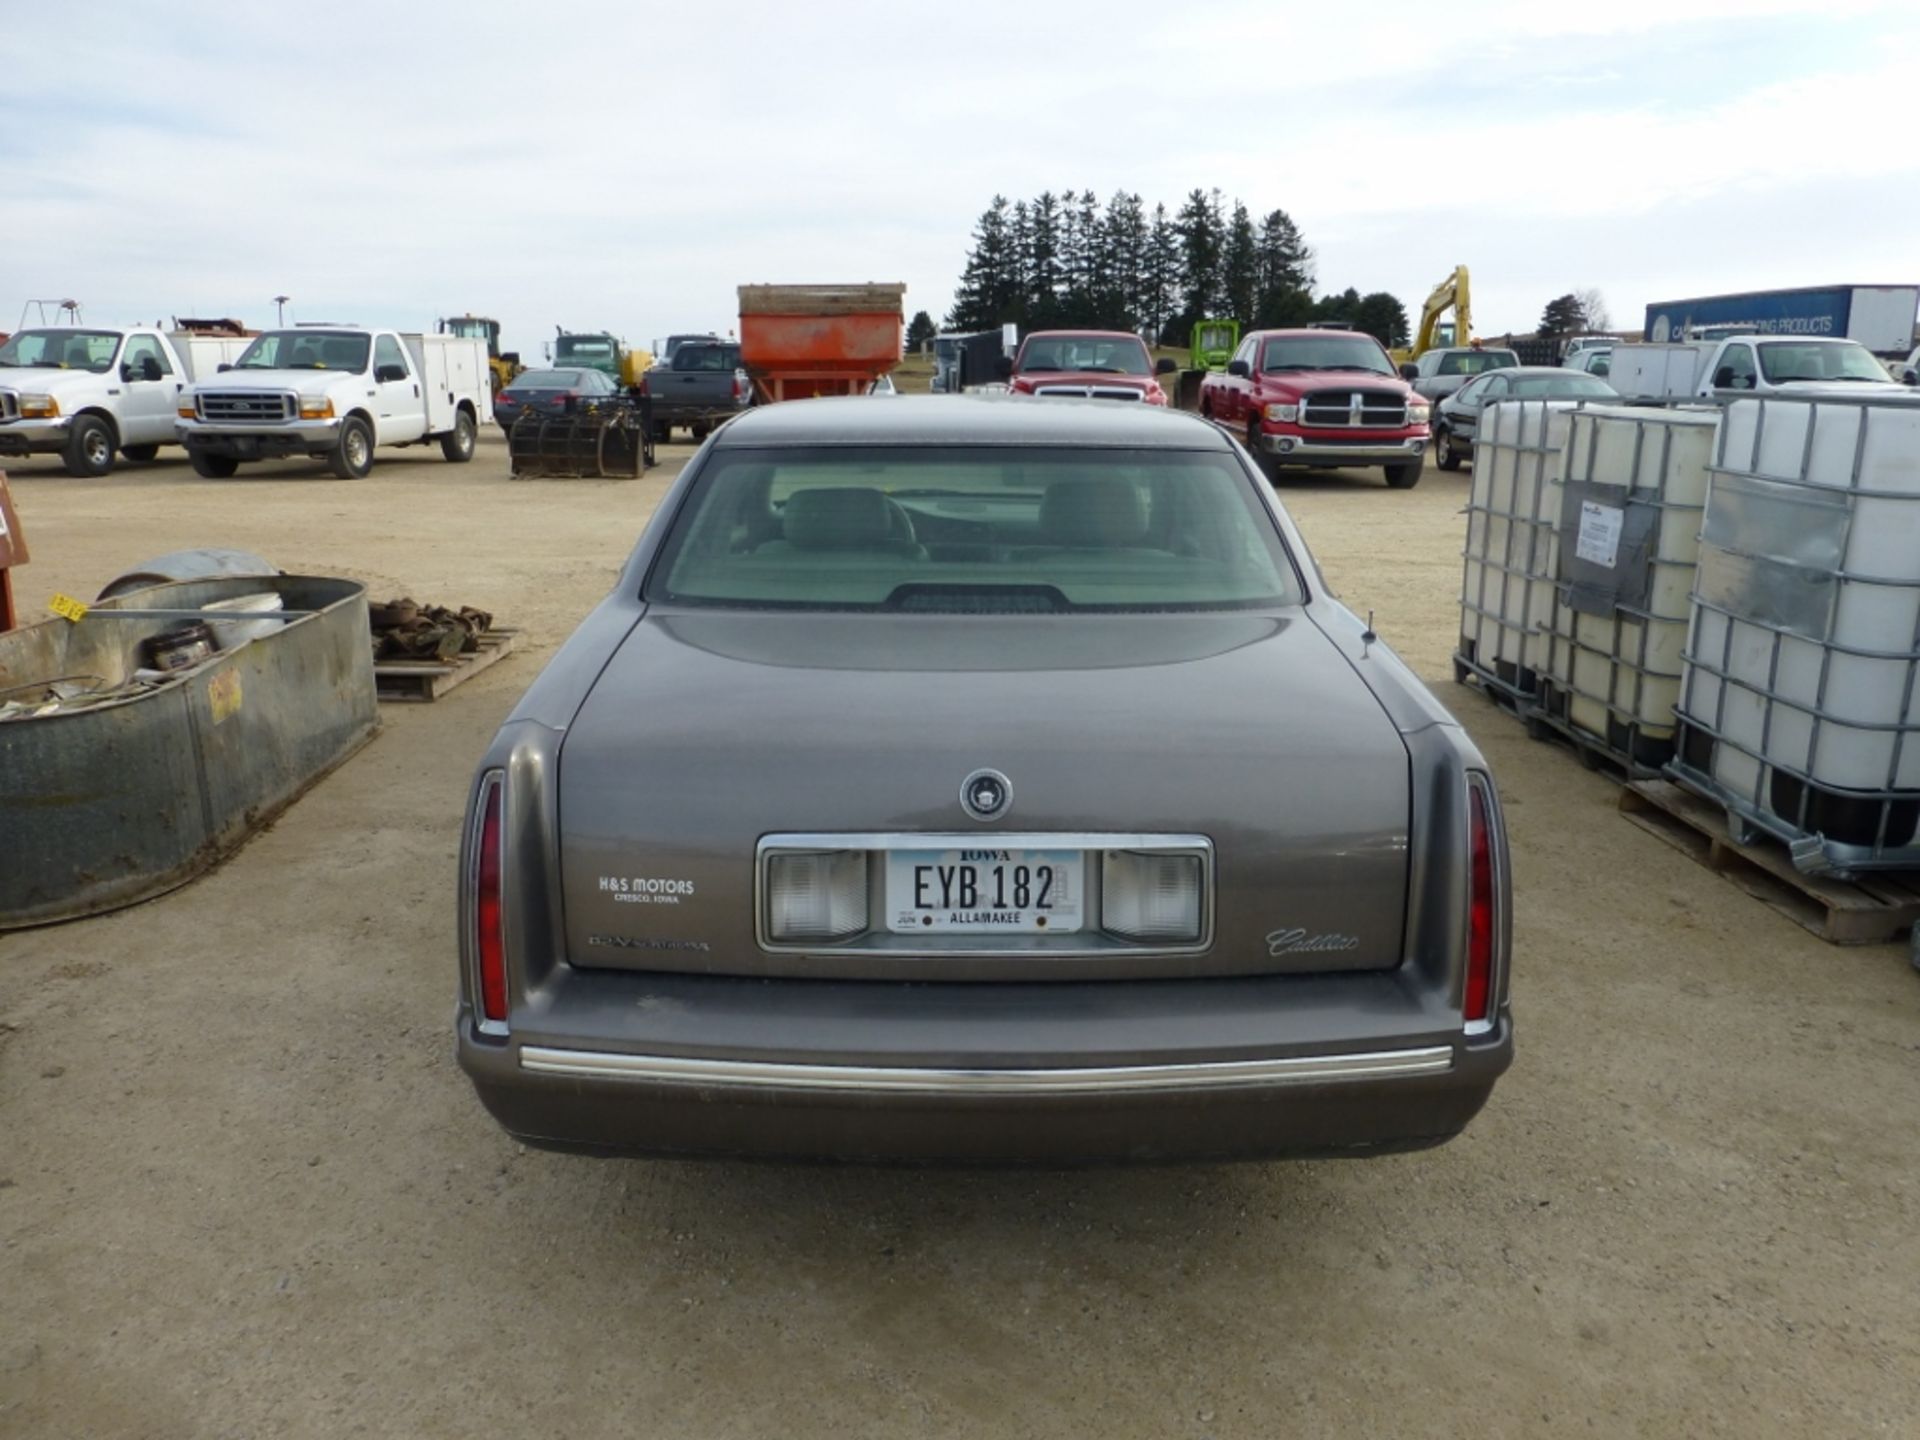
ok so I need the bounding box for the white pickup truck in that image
[177,327,491,478]
[1609,335,1916,405]
[0,325,248,475]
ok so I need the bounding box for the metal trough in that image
[0,575,377,929]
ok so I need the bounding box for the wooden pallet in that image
[1619,779,1920,946]
[374,628,518,703]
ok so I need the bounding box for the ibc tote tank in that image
[1540,405,1717,768]
[1456,401,1573,703]
[1673,396,1920,871]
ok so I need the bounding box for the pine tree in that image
[1007,200,1034,327]
[1352,292,1410,348]
[1172,188,1224,345]
[1539,293,1587,338]
[1253,208,1315,327]
[1103,191,1148,334]
[1145,202,1181,343]
[905,310,937,351]
[1028,191,1063,328]
[1221,200,1258,324]
[946,196,1015,330]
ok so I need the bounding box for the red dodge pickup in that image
[997,330,1177,405]
[1198,329,1431,488]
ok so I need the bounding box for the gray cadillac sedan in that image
[457,396,1512,1163]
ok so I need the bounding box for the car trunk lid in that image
[556,610,1411,980]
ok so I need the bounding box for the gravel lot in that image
[2,432,1916,1439]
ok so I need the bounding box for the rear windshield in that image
[1511,374,1615,398]
[1261,336,1393,376]
[1016,336,1151,376]
[650,447,1301,612]
[1437,350,1517,375]
[675,344,741,371]
[511,369,582,388]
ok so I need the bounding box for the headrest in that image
[323,338,361,369]
[782,487,895,549]
[1039,478,1149,548]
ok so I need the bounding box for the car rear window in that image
[675,344,741,371]
[512,370,581,388]
[649,447,1302,612]
[1437,351,1518,375]
[1511,375,1615,398]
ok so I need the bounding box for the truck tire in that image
[439,409,476,463]
[329,416,374,479]
[190,451,240,478]
[1246,420,1276,482]
[1435,426,1463,471]
[120,444,161,463]
[1383,459,1424,489]
[690,422,711,441]
[62,415,117,477]
[652,421,671,443]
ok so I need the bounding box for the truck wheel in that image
[329,416,374,479]
[439,409,476,463]
[120,444,161,463]
[62,415,117,477]
[652,421,671,443]
[1435,427,1463,471]
[690,423,711,440]
[1246,420,1276,482]
[190,451,240,478]
[1384,459,1424,489]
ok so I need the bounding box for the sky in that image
[4,0,1918,360]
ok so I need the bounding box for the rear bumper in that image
[178,418,340,459]
[647,398,748,426]
[456,967,1512,1163]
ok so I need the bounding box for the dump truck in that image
[736,283,905,403]
[551,329,651,386]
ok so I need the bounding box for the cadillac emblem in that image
[960,768,1012,822]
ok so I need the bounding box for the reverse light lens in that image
[1407,402,1431,425]
[475,776,508,1026]
[1263,402,1297,423]
[1101,850,1202,942]
[767,850,868,941]
[19,395,59,419]
[299,397,335,420]
[1465,779,1497,1027]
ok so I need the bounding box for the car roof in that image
[1429,346,1519,356]
[1021,329,1146,341]
[1495,365,1608,377]
[1245,328,1385,341]
[712,394,1233,450]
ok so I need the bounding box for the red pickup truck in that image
[996,329,1177,405]
[1198,329,1431,488]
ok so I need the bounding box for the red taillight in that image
[475,778,507,1026]
[1465,780,1496,1025]
[638,374,650,395]
[731,372,743,400]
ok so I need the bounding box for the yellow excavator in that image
[1389,266,1472,367]
[437,315,522,396]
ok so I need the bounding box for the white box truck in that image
[1608,335,1918,405]
[177,326,492,478]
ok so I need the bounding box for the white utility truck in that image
[177,326,491,478]
[0,325,250,475]
[1607,335,1918,405]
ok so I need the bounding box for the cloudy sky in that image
[5,0,1917,358]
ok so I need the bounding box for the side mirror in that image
[1904,368,1918,387]
[1227,359,1250,378]
[376,363,408,384]
[141,356,164,382]
[1712,367,1734,389]
[1398,362,1419,381]
[1155,357,1177,375]
[217,362,233,372]
[993,356,1014,380]
[120,362,135,382]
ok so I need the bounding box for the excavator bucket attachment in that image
[508,398,655,479]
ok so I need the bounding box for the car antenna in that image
[1360,609,1377,652]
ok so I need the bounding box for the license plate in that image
[885,849,1084,934]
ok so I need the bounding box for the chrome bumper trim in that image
[517,1044,1455,1095]
[1262,436,1426,461]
